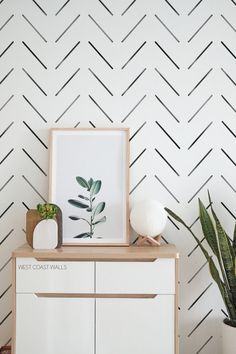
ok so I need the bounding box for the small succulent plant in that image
[37,203,58,220]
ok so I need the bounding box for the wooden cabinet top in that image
[13,244,179,261]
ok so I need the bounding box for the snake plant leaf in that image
[90,180,101,196]
[93,202,105,218]
[78,194,90,201]
[68,199,89,208]
[165,208,211,262]
[211,207,236,305]
[208,257,236,320]
[233,223,236,255]
[93,216,106,225]
[199,199,220,258]
[74,232,92,238]
[165,208,188,226]
[87,178,94,189]
[76,176,89,189]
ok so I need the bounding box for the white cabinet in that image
[96,296,175,354]
[16,294,94,354]
[13,245,179,354]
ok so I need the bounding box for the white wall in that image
[0,0,236,352]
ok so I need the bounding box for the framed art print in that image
[49,128,129,245]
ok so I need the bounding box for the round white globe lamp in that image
[130,200,167,246]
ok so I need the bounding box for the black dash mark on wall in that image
[188,309,213,337]
[121,69,146,96]
[121,15,146,43]
[22,41,47,69]
[88,14,113,43]
[187,175,213,203]
[155,121,180,149]
[188,42,213,70]
[129,149,146,168]
[0,14,14,31]
[188,122,213,149]
[32,0,47,16]
[154,15,180,42]
[122,0,136,16]
[0,149,14,165]
[122,42,146,69]
[188,149,213,176]
[55,41,80,69]
[55,94,80,123]
[0,175,14,192]
[188,95,213,123]
[129,175,147,195]
[22,95,47,122]
[23,121,48,149]
[55,68,80,96]
[121,95,146,123]
[155,149,180,176]
[221,41,236,59]
[129,122,146,141]
[88,41,113,69]
[55,0,70,16]
[55,14,80,43]
[0,68,14,85]
[89,95,113,123]
[188,15,213,43]
[155,175,180,203]
[188,68,213,96]
[164,0,180,16]
[155,96,180,123]
[22,148,47,176]
[22,68,47,96]
[0,202,14,219]
[155,42,180,69]
[98,0,113,16]
[22,14,47,43]
[155,68,180,96]
[0,229,14,246]
[89,68,113,96]
[0,41,14,58]
[188,0,204,16]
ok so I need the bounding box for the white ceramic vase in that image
[33,219,58,249]
[222,320,236,354]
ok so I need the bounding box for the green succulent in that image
[37,203,58,220]
[165,192,236,327]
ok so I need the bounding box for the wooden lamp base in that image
[134,235,161,246]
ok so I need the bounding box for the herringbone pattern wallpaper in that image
[0,0,236,353]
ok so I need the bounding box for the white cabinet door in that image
[96,295,175,354]
[16,294,94,354]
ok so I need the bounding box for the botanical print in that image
[68,176,106,238]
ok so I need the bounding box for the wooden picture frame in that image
[49,128,130,246]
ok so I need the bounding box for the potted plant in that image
[33,203,59,249]
[165,192,236,354]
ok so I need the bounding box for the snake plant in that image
[165,192,236,327]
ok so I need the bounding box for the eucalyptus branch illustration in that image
[68,176,106,238]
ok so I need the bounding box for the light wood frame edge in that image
[48,128,130,247]
[175,257,179,354]
[12,257,16,354]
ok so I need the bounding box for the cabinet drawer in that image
[16,258,94,293]
[96,259,175,294]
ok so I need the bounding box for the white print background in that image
[50,130,127,243]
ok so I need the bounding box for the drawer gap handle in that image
[35,293,158,299]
